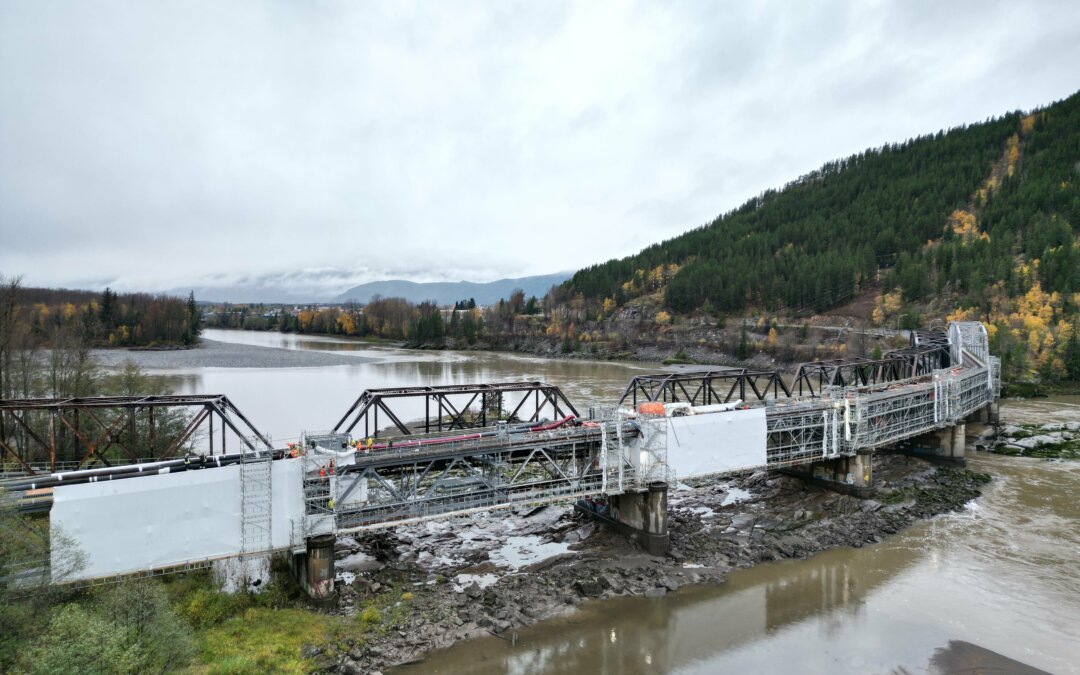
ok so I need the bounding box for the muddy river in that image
[103,330,1080,673]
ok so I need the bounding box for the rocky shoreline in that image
[307,453,991,674]
[985,421,1080,459]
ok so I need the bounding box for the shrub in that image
[359,606,381,625]
[183,587,247,629]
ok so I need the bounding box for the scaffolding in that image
[328,424,615,532]
[235,437,274,590]
[765,399,840,467]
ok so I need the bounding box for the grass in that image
[194,606,341,674]
[164,567,420,673]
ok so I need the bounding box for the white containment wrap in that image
[666,407,767,479]
[52,466,243,581]
[51,458,304,582]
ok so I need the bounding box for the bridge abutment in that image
[576,482,670,556]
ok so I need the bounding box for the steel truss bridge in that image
[0,323,999,585]
[302,324,997,535]
[0,394,270,476]
[331,382,580,438]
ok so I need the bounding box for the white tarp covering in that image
[270,458,304,550]
[52,458,305,582]
[52,465,243,581]
[666,407,767,478]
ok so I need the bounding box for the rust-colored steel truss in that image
[332,381,581,437]
[0,395,271,475]
[791,340,950,397]
[618,369,793,407]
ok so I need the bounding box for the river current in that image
[115,330,1079,673]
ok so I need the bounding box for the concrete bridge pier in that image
[900,424,967,466]
[787,451,875,498]
[576,482,670,556]
[290,533,338,605]
[966,401,1000,425]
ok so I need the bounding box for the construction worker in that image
[328,459,335,475]
[318,466,327,483]
[366,437,373,451]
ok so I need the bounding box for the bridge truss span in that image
[332,381,580,438]
[316,422,634,533]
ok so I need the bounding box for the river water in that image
[115,330,1080,673]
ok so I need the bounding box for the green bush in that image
[17,604,138,675]
[96,580,195,671]
[183,587,249,629]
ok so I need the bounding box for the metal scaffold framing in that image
[310,424,617,533]
[239,445,273,565]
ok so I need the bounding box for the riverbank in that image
[308,454,990,674]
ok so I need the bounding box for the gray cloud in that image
[1,0,1078,297]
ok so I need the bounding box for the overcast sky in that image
[1,1,1078,298]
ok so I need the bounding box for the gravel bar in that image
[91,338,379,370]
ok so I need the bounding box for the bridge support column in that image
[576,482,669,556]
[787,452,875,498]
[899,424,967,466]
[290,534,338,606]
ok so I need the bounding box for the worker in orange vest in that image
[318,466,327,482]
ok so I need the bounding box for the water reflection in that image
[407,541,925,675]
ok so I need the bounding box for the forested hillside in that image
[562,91,1080,382]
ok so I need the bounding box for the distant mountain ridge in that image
[336,273,571,306]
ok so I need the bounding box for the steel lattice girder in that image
[0,395,271,474]
[766,401,840,466]
[618,369,792,407]
[332,382,580,437]
[329,431,609,530]
[849,382,939,449]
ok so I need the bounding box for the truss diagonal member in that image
[366,468,407,503]
[217,396,273,451]
[161,408,211,459]
[83,408,139,463]
[421,457,461,498]
[535,448,571,482]
[457,457,500,492]
[0,438,35,474]
[336,466,371,505]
